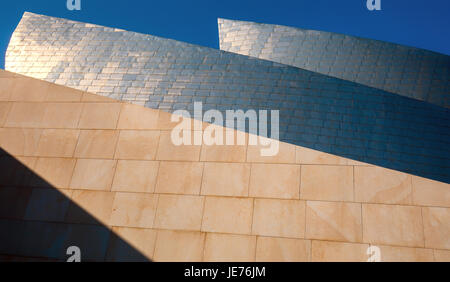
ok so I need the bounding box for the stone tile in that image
[255,237,311,262]
[377,245,434,262]
[434,249,450,262]
[300,165,353,202]
[362,204,424,247]
[296,146,348,165]
[249,164,300,199]
[202,197,253,235]
[200,129,247,162]
[78,103,121,129]
[41,103,83,128]
[46,83,83,102]
[109,192,158,228]
[106,227,157,262]
[422,207,450,250]
[311,240,369,262]
[354,166,412,205]
[66,190,115,225]
[5,102,46,128]
[412,176,450,207]
[203,233,256,262]
[0,102,11,127]
[0,128,42,156]
[155,161,203,195]
[252,199,305,238]
[201,162,250,197]
[111,160,159,193]
[154,194,204,231]
[115,130,159,160]
[153,230,205,262]
[156,110,186,130]
[246,138,296,164]
[74,130,119,159]
[30,158,76,188]
[306,201,362,243]
[156,131,201,161]
[24,188,72,222]
[117,103,159,129]
[200,144,247,163]
[70,159,116,190]
[36,129,79,157]
[9,78,49,101]
[0,78,15,101]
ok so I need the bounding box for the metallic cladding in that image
[218,18,450,108]
[5,12,450,183]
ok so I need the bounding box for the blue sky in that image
[1,0,449,68]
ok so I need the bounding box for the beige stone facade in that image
[0,70,449,262]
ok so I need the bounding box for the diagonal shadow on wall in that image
[0,147,151,262]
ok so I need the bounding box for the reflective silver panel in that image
[218,18,450,108]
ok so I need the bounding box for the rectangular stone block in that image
[41,103,82,128]
[354,166,412,205]
[155,161,203,195]
[156,131,201,161]
[115,130,159,160]
[153,230,205,262]
[202,196,253,235]
[36,129,79,157]
[109,192,158,228]
[111,160,159,193]
[117,103,159,129]
[203,233,256,262]
[422,207,450,250]
[300,165,353,202]
[249,163,300,199]
[412,176,450,207]
[306,201,362,243]
[0,128,42,156]
[70,159,116,190]
[65,190,115,225]
[5,102,46,128]
[78,103,121,129]
[255,237,310,262]
[252,198,305,238]
[74,130,119,159]
[362,204,424,248]
[154,194,204,231]
[201,162,250,197]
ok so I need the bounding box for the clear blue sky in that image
[1,0,449,69]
